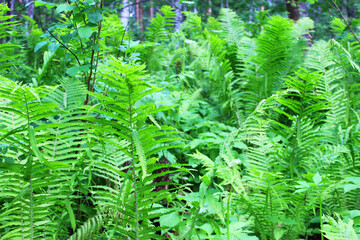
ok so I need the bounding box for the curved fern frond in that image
[146,5,176,42]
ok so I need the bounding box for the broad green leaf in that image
[56,4,74,14]
[340,184,359,193]
[346,177,360,185]
[79,64,91,72]
[73,13,84,23]
[159,211,180,228]
[48,43,60,53]
[84,0,96,5]
[66,66,79,76]
[313,172,322,185]
[87,11,102,23]
[35,0,57,8]
[274,228,286,240]
[65,200,76,231]
[34,41,48,53]
[78,26,93,39]
[60,33,72,43]
[91,44,100,52]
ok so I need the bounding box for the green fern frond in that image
[0,3,20,75]
[68,213,108,240]
[82,57,184,239]
[235,15,309,118]
[218,8,246,48]
[0,77,91,239]
[331,18,347,36]
[146,5,176,42]
[322,214,359,240]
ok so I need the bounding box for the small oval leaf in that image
[34,41,48,53]
[78,26,93,39]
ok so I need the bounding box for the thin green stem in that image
[127,79,140,240]
[226,186,233,240]
[24,94,34,239]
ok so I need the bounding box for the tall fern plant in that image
[72,57,183,239]
[0,76,90,239]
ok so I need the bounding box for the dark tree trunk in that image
[285,0,300,21]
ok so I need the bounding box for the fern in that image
[146,5,176,43]
[81,57,184,239]
[218,8,246,48]
[0,76,91,239]
[235,16,312,119]
[322,214,359,240]
[0,3,20,75]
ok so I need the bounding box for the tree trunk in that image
[120,0,129,27]
[299,2,308,17]
[285,0,300,21]
[173,0,183,32]
[135,0,139,26]
[23,0,34,35]
[207,0,212,16]
[25,0,34,19]
[226,0,229,8]
[150,0,154,19]
[139,2,143,33]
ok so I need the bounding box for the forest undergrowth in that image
[0,2,360,240]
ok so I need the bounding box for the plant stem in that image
[226,186,233,240]
[46,29,81,66]
[127,79,140,240]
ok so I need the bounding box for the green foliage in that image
[323,214,359,240]
[0,4,20,75]
[146,5,176,42]
[1,2,360,240]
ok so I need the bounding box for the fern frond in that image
[82,57,184,239]
[146,5,176,42]
[68,213,108,240]
[0,77,91,239]
[322,214,359,240]
[0,3,20,75]
[218,8,246,48]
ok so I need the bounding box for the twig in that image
[117,21,130,59]
[46,29,81,66]
[327,0,360,45]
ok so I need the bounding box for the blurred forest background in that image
[1,0,359,41]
